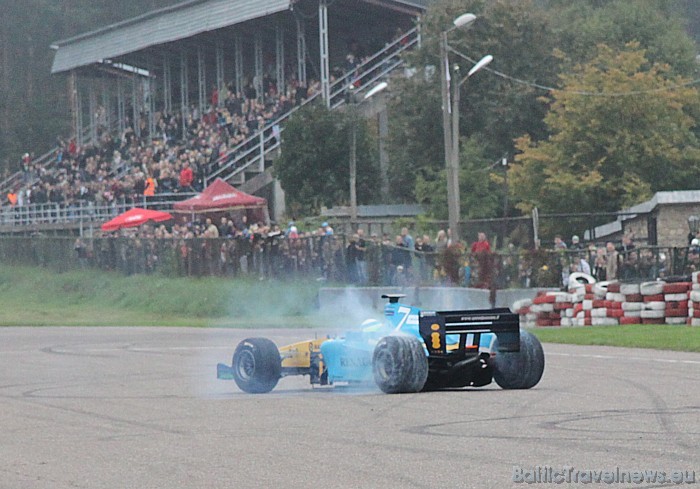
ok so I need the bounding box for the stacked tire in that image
[640,281,667,324]
[572,281,624,326]
[620,283,643,325]
[512,298,536,329]
[571,283,596,326]
[593,282,624,326]
[689,273,700,326]
[663,282,690,325]
[531,292,571,327]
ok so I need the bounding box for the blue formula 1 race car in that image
[217,294,545,394]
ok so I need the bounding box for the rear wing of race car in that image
[419,308,520,355]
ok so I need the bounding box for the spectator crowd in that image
[4,30,405,214]
[9,76,316,212]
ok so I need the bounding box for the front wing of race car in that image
[217,337,330,385]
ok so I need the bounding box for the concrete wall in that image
[622,215,648,244]
[318,286,556,315]
[658,204,700,247]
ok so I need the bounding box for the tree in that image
[511,43,700,215]
[543,0,699,77]
[0,0,180,172]
[385,0,560,209]
[273,103,381,217]
[415,136,501,219]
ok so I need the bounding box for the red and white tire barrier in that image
[526,278,700,328]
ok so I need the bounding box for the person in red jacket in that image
[471,231,492,290]
[471,232,491,254]
[179,162,194,192]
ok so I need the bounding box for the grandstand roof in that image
[51,0,292,74]
[392,0,431,8]
[51,0,432,74]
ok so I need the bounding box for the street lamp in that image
[440,13,492,243]
[688,215,700,243]
[348,81,388,223]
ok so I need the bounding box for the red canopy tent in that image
[173,178,269,223]
[101,208,173,231]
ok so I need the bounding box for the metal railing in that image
[204,27,420,187]
[0,147,59,196]
[0,193,195,229]
[0,123,98,199]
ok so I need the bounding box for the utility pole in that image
[349,99,357,223]
[440,32,459,242]
[502,157,508,247]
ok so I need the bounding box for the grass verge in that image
[3,265,700,352]
[0,265,327,328]
[531,324,700,353]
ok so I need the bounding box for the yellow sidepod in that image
[279,338,328,369]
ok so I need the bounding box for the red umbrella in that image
[101,208,173,232]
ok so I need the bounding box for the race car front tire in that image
[372,335,428,394]
[232,338,281,394]
[492,330,545,390]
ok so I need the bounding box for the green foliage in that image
[545,0,699,76]
[0,0,179,171]
[414,136,501,219]
[386,0,560,208]
[274,102,381,217]
[511,44,700,214]
[387,0,699,219]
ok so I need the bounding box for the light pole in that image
[440,13,492,243]
[502,157,508,246]
[348,81,388,223]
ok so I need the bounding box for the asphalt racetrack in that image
[1,327,698,489]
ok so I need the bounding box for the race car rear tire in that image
[372,335,428,394]
[232,338,281,394]
[492,330,545,390]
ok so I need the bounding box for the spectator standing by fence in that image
[471,232,491,254]
[400,227,414,250]
[570,235,582,251]
[356,229,368,284]
[471,232,492,289]
[346,234,359,283]
[593,247,607,281]
[554,235,567,250]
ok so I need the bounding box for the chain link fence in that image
[1,236,697,288]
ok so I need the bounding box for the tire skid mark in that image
[40,344,119,358]
[405,406,700,436]
[0,467,89,489]
[622,376,696,451]
[12,397,189,436]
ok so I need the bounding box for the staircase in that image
[203,26,420,193]
[0,148,59,199]
[0,122,99,200]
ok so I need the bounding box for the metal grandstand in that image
[2,0,432,229]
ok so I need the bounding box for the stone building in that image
[586,190,700,246]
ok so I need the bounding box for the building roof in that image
[51,0,292,73]
[586,190,700,240]
[389,0,432,8]
[51,0,432,74]
[322,204,425,218]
